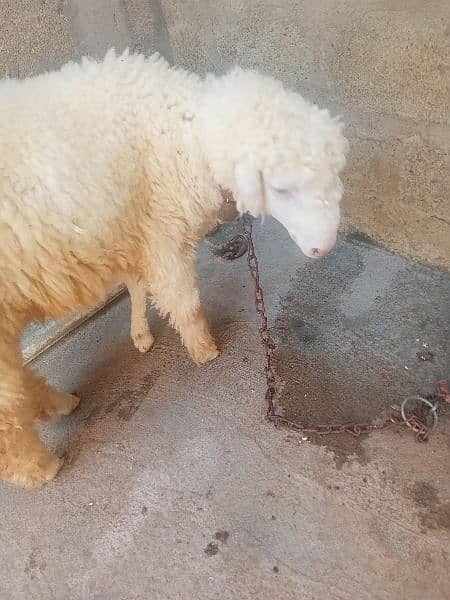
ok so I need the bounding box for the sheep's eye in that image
[271,186,291,195]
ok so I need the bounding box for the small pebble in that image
[273,566,279,573]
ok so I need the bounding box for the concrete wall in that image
[1,0,449,269]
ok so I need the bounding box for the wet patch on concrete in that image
[87,352,162,423]
[345,230,384,250]
[107,371,160,422]
[410,481,450,533]
[63,324,168,440]
[273,239,449,468]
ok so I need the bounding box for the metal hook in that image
[400,395,438,439]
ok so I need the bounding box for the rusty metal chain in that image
[240,213,447,441]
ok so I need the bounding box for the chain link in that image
[241,213,446,441]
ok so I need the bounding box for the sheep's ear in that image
[234,164,265,217]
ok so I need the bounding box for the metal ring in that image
[400,396,439,430]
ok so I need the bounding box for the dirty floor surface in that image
[1,218,449,600]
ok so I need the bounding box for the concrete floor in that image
[1,219,449,599]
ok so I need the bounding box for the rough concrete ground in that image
[1,219,449,599]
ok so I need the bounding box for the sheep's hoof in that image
[2,454,64,489]
[36,392,80,422]
[132,331,155,353]
[25,455,65,488]
[57,392,80,417]
[190,342,220,365]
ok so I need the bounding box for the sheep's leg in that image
[0,422,64,489]
[126,276,154,353]
[0,349,64,488]
[178,307,220,365]
[145,254,219,365]
[26,367,80,422]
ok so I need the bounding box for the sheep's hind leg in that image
[0,423,64,488]
[26,367,80,422]
[0,351,64,488]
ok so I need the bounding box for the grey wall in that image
[1,0,449,269]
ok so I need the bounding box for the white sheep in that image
[0,50,348,488]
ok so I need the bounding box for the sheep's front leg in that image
[126,276,154,353]
[176,306,219,365]
[146,253,219,365]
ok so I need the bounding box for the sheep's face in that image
[232,115,348,260]
[234,157,345,259]
[200,68,349,259]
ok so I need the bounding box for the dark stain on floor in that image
[204,541,219,557]
[62,329,168,443]
[214,530,230,543]
[91,359,162,422]
[115,370,160,421]
[410,481,450,532]
[24,548,46,580]
[273,239,449,468]
[345,230,384,250]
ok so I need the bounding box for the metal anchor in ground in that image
[214,234,248,260]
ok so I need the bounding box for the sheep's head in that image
[199,68,349,259]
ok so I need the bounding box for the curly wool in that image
[0,49,347,488]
